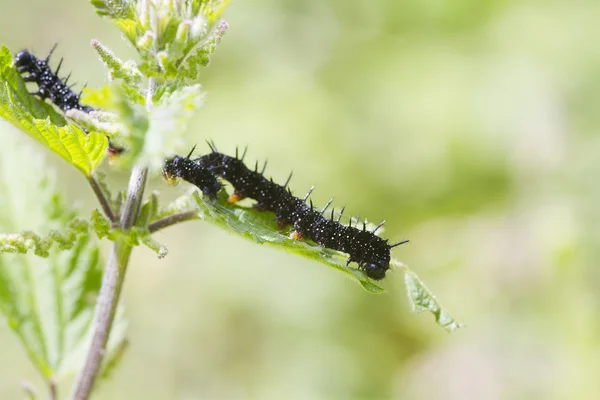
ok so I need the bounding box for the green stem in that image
[88,175,117,224]
[148,210,199,233]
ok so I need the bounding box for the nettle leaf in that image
[200,0,231,24]
[89,1,140,47]
[131,230,171,257]
[90,0,135,20]
[0,135,128,382]
[156,190,384,293]
[0,45,108,177]
[155,190,462,330]
[403,268,464,332]
[0,235,128,380]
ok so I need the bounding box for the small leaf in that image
[201,0,231,24]
[403,269,464,332]
[89,0,135,20]
[139,232,168,259]
[0,45,107,176]
[115,19,142,47]
[177,20,228,84]
[91,40,142,89]
[90,209,112,239]
[0,218,90,257]
[136,191,160,228]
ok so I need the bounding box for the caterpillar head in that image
[363,260,388,281]
[14,50,34,70]
[162,156,184,186]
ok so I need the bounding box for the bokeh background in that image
[1,0,599,398]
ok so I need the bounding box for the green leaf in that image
[403,268,464,332]
[0,132,128,382]
[89,0,135,20]
[136,191,160,229]
[0,45,108,176]
[138,231,169,259]
[90,209,113,239]
[157,190,384,293]
[200,0,231,24]
[0,235,101,378]
[156,189,463,329]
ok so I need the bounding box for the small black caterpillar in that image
[14,46,124,155]
[163,144,408,280]
[14,45,93,113]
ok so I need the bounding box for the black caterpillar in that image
[163,144,408,280]
[14,45,93,113]
[14,46,124,155]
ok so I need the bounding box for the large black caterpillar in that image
[163,144,408,280]
[14,46,124,155]
[14,45,93,113]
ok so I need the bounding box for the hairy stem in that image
[71,78,156,400]
[148,211,199,233]
[71,166,147,400]
[88,175,117,224]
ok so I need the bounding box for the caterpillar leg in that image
[228,192,244,203]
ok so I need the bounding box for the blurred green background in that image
[1,0,599,398]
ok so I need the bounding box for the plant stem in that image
[49,380,57,400]
[88,175,117,224]
[148,211,199,233]
[71,77,156,400]
[71,166,147,400]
